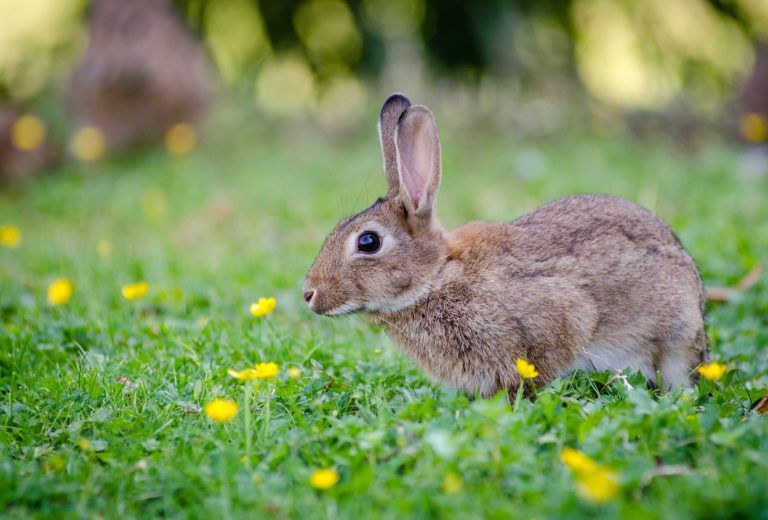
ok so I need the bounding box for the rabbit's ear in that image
[395,105,441,216]
[378,93,411,197]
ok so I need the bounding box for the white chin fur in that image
[325,302,361,316]
[365,283,431,314]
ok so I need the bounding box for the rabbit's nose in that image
[303,290,315,304]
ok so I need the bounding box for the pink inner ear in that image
[399,120,434,209]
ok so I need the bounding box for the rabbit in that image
[304,93,708,398]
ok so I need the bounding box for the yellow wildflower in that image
[121,281,149,301]
[97,240,113,257]
[228,368,259,381]
[0,225,21,248]
[250,297,276,317]
[697,362,727,381]
[71,126,106,162]
[254,362,279,379]
[78,439,91,451]
[11,115,46,151]
[739,113,768,142]
[516,358,539,379]
[309,468,339,490]
[288,367,301,380]
[575,467,620,503]
[165,122,197,156]
[204,399,239,422]
[442,471,462,493]
[560,448,598,474]
[47,278,74,306]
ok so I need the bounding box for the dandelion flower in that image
[228,368,259,381]
[697,362,727,381]
[204,399,239,422]
[442,472,462,493]
[288,367,301,380]
[121,281,149,301]
[254,362,279,379]
[250,297,276,317]
[516,358,539,379]
[0,225,21,248]
[48,278,74,306]
[78,439,91,451]
[575,466,620,503]
[309,468,339,490]
[165,123,197,156]
[11,115,46,151]
[71,126,106,162]
[560,448,598,474]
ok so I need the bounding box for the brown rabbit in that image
[305,94,707,397]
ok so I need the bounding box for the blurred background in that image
[1,0,768,177]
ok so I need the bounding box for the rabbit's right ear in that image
[378,93,411,197]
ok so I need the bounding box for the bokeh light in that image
[204,0,271,83]
[255,55,316,116]
[71,126,106,162]
[294,0,362,67]
[11,114,46,151]
[165,123,198,156]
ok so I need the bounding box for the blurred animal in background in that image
[0,106,58,184]
[737,42,768,179]
[69,0,215,155]
[739,43,768,145]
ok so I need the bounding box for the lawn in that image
[1,106,767,519]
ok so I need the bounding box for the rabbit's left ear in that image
[378,93,411,198]
[395,105,441,216]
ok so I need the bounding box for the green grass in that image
[1,109,767,519]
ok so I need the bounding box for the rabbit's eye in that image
[356,231,382,254]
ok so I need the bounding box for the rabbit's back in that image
[444,194,706,389]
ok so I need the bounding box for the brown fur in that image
[305,94,707,397]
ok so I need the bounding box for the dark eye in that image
[356,231,382,254]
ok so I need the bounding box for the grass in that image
[1,106,767,519]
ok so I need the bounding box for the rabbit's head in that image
[304,94,447,315]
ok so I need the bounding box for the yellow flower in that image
[575,467,620,503]
[288,367,301,380]
[204,399,239,422]
[165,122,197,156]
[254,362,279,379]
[97,240,113,257]
[71,126,106,162]
[47,278,74,306]
[560,448,598,474]
[228,368,259,381]
[561,448,620,503]
[309,468,339,490]
[11,115,46,151]
[442,472,462,493]
[250,297,276,317]
[516,358,539,379]
[697,362,727,381]
[0,225,21,248]
[739,113,768,142]
[121,281,149,301]
[78,439,91,451]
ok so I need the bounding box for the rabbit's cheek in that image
[390,270,412,292]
